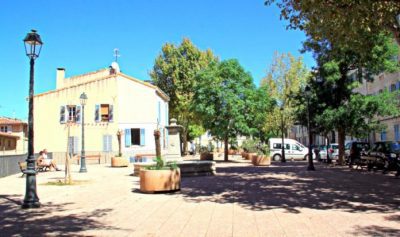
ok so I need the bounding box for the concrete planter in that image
[241,152,247,158]
[246,152,257,160]
[251,155,271,166]
[111,157,129,167]
[139,168,181,193]
[200,152,214,161]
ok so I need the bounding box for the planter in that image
[251,155,271,166]
[241,152,247,158]
[228,149,236,155]
[111,157,129,167]
[139,168,181,193]
[200,152,214,161]
[246,152,257,160]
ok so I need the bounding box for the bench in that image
[132,154,156,163]
[76,154,101,165]
[18,161,50,177]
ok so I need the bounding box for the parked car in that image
[319,144,339,162]
[344,141,370,164]
[362,141,400,173]
[269,138,309,161]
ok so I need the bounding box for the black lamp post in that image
[79,92,88,173]
[22,30,43,209]
[305,85,315,171]
[280,106,286,162]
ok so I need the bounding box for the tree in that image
[150,38,217,154]
[265,0,400,51]
[192,59,256,161]
[297,33,399,164]
[260,52,309,138]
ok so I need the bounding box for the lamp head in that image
[23,29,43,60]
[80,92,88,106]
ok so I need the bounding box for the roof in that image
[0,117,26,125]
[34,69,170,102]
[0,132,20,139]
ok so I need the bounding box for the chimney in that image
[56,68,65,89]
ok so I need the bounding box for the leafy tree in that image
[265,0,400,52]
[192,59,256,161]
[150,38,217,154]
[260,52,309,138]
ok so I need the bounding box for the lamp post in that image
[79,92,88,173]
[280,106,286,162]
[22,30,43,208]
[305,85,315,171]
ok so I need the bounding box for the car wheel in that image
[304,154,309,160]
[273,154,281,161]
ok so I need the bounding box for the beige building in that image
[34,63,169,161]
[0,117,27,154]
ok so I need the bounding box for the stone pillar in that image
[164,118,183,162]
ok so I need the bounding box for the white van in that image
[269,138,309,161]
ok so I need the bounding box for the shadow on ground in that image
[180,161,400,214]
[0,194,119,236]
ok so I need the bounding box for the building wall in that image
[34,76,119,154]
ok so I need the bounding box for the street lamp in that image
[22,29,43,209]
[305,85,315,171]
[79,92,88,173]
[280,106,286,162]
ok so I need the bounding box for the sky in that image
[0,0,314,120]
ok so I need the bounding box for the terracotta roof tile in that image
[0,117,26,125]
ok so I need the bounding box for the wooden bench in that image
[134,154,156,163]
[18,161,27,177]
[76,154,101,165]
[18,161,50,177]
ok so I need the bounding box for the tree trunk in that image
[224,135,229,161]
[154,130,161,158]
[182,129,188,156]
[338,127,346,165]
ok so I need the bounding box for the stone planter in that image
[133,162,156,176]
[252,155,271,166]
[246,152,257,160]
[111,157,129,167]
[200,152,214,161]
[241,152,247,158]
[228,149,236,155]
[139,168,181,193]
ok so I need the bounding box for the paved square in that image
[1,157,399,236]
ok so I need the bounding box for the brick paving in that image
[1,156,399,236]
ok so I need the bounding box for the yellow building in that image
[0,117,27,154]
[34,63,169,161]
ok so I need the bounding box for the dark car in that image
[345,141,370,165]
[362,141,400,173]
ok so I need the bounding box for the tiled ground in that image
[1,156,399,236]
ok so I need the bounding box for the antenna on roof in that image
[113,48,120,63]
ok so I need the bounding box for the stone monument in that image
[164,118,183,162]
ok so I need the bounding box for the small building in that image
[33,63,169,161]
[0,117,27,154]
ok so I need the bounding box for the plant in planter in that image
[242,139,258,160]
[111,130,129,167]
[139,156,181,193]
[200,146,214,160]
[251,143,271,166]
[228,144,238,155]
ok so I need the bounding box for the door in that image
[291,144,303,160]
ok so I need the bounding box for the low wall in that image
[0,154,28,177]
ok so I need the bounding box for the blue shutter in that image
[125,129,131,147]
[68,136,73,155]
[395,125,400,141]
[95,104,100,122]
[103,135,108,152]
[140,128,145,146]
[109,105,114,122]
[76,105,82,123]
[165,104,169,125]
[74,136,79,154]
[108,135,112,151]
[60,106,66,124]
[397,82,400,90]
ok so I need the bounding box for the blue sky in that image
[0,0,314,120]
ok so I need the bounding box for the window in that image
[103,135,112,152]
[273,143,289,149]
[125,128,145,146]
[395,125,400,141]
[95,104,113,122]
[67,105,77,122]
[380,130,387,141]
[292,144,301,151]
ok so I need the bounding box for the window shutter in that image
[103,135,108,152]
[397,82,400,90]
[165,104,168,125]
[7,125,12,133]
[95,104,100,122]
[76,105,82,123]
[68,136,73,155]
[125,129,131,147]
[60,106,66,124]
[74,136,79,154]
[140,128,145,146]
[108,135,112,151]
[109,105,114,122]
[157,101,161,125]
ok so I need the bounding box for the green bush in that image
[241,139,258,153]
[147,157,178,170]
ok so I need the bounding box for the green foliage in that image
[188,124,205,141]
[241,139,259,153]
[192,59,256,160]
[147,157,178,170]
[150,38,218,153]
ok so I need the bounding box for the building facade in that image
[0,117,27,154]
[34,63,169,160]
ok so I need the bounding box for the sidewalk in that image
[1,157,399,236]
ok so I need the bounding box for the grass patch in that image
[43,180,90,186]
